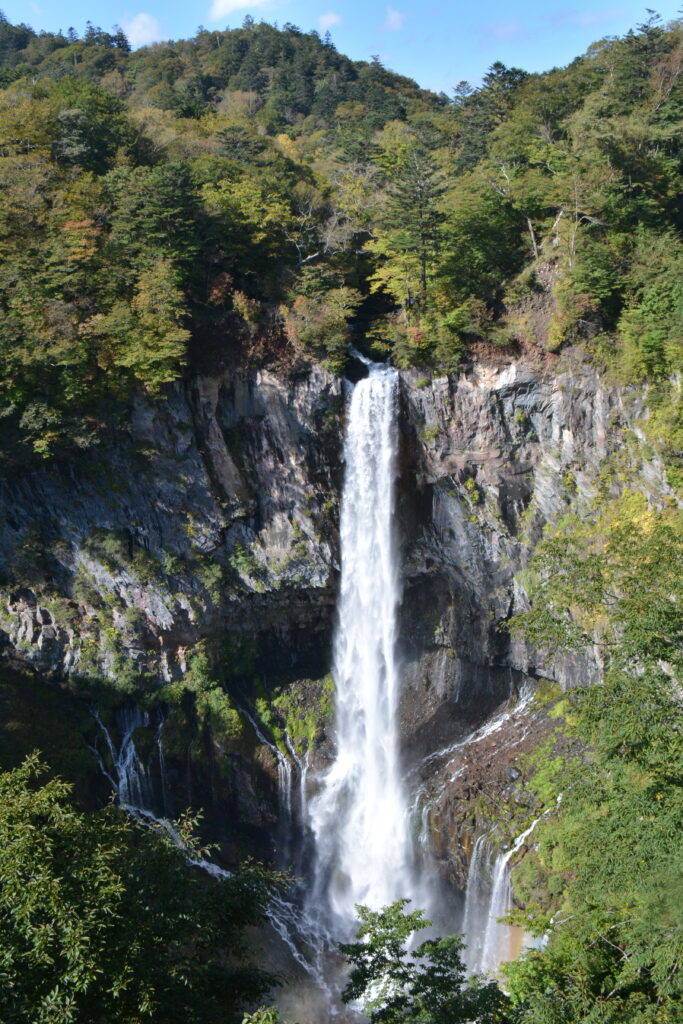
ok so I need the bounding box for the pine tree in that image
[385,143,446,302]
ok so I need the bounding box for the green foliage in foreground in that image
[503,491,683,1023]
[340,900,512,1024]
[242,1010,284,1024]
[0,757,278,1023]
[504,664,683,1024]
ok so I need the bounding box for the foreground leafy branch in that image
[340,899,513,1024]
[0,756,280,1023]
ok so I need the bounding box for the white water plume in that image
[309,365,420,932]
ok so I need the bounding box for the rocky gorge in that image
[0,341,673,1008]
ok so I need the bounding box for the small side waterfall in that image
[239,703,299,865]
[462,834,492,973]
[91,706,229,875]
[309,365,420,933]
[464,816,546,975]
[91,700,327,989]
[92,706,154,810]
[231,702,329,989]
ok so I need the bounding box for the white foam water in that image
[309,366,420,934]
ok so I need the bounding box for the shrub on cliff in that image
[282,286,361,374]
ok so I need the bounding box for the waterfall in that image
[238,703,295,853]
[235,702,331,988]
[479,848,515,973]
[156,719,172,818]
[309,365,418,932]
[464,815,547,975]
[92,706,230,874]
[283,731,312,873]
[92,706,152,810]
[462,834,493,973]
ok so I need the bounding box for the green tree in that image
[78,258,189,391]
[0,757,279,1023]
[452,62,529,173]
[106,163,201,269]
[504,492,683,1023]
[48,80,130,174]
[504,663,683,1024]
[340,900,513,1024]
[378,142,446,304]
[282,285,360,373]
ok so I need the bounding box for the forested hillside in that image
[0,12,681,466]
[0,11,681,1024]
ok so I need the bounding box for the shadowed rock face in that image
[0,363,344,860]
[0,364,343,685]
[0,349,671,879]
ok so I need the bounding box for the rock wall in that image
[394,346,671,885]
[0,363,343,860]
[0,364,342,684]
[0,347,671,877]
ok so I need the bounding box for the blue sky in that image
[5,0,682,93]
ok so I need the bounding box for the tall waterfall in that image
[309,365,417,932]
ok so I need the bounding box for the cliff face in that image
[0,348,670,876]
[395,347,670,885]
[397,352,612,747]
[0,363,343,859]
[0,364,342,683]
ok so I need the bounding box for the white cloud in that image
[208,0,270,20]
[121,12,163,46]
[485,20,524,39]
[318,11,342,32]
[382,7,405,31]
[569,7,624,26]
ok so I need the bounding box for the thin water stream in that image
[463,813,551,975]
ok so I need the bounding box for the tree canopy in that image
[339,899,512,1024]
[0,13,681,461]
